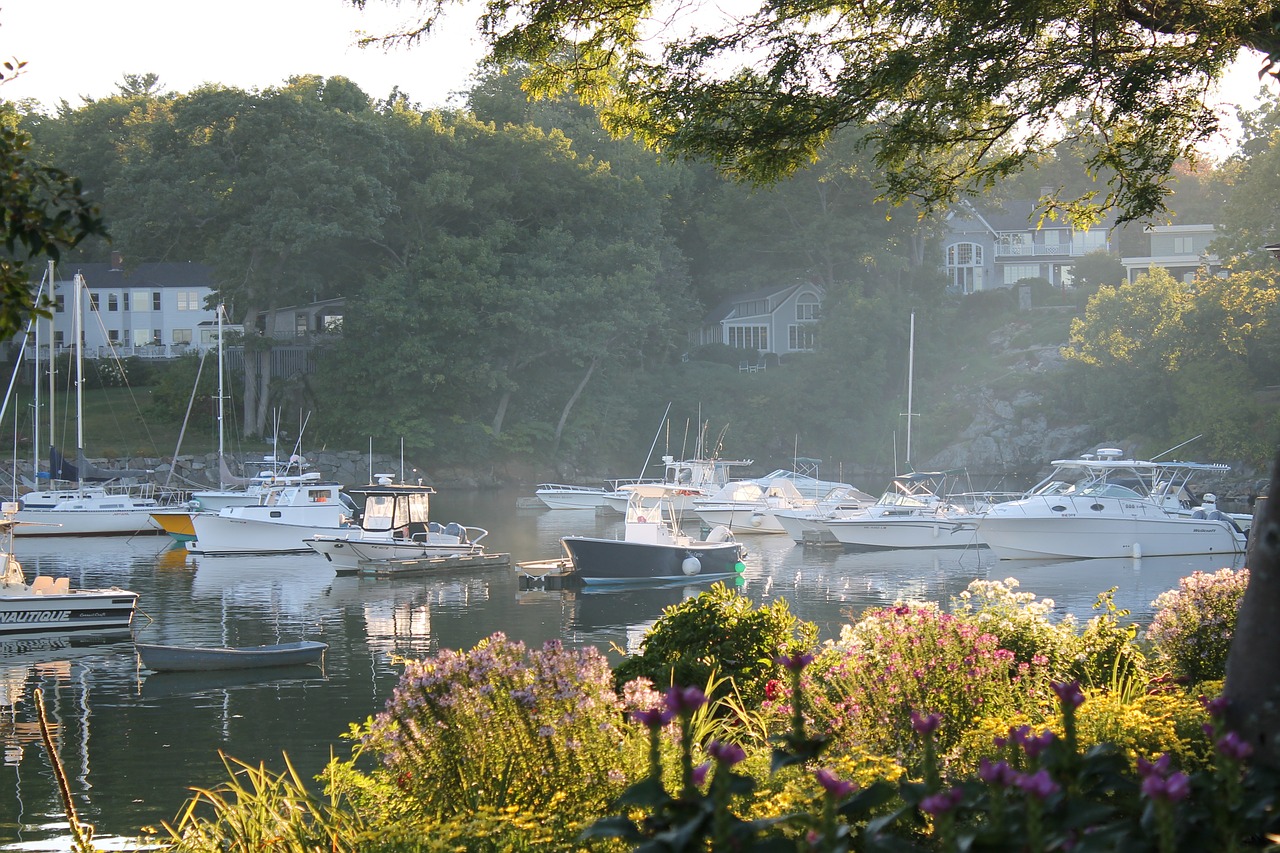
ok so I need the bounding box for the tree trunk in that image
[1223,450,1280,769]
[492,389,511,439]
[241,305,260,438]
[552,354,600,455]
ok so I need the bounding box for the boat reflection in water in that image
[562,575,745,655]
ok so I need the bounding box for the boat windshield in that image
[1077,482,1145,500]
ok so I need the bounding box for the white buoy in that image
[682,556,702,576]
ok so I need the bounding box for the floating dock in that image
[514,558,582,589]
[357,552,512,578]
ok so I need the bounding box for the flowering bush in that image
[361,633,644,820]
[951,577,1077,674]
[802,602,1052,759]
[1146,568,1249,684]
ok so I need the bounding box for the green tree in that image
[0,102,107,335]
[351,0,1280,224]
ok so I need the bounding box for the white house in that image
[694,283,823,365]
[1120,224,1221,283]
[20,257,234,361]
[943,201,1114,293]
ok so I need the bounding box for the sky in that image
[1,0,1277,159]
[0,0,487,109]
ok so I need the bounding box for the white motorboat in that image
[186,479,358,555]
[975,449,1248,560]
[600,454,755,513]
[824,471,982,550]
[770,485,880,543]
[558,484,746,584]
[692,476,834,534]
[0,503,139,634]
[533,482,614,510]
[305,479,488,574]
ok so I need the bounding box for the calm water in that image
[0,488,1244,849]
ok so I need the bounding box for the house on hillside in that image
[693,283,823,367]
[1120,224,1221,283]
[255,298,346,339]
[16,256,236,361]
[943,201,1115,293]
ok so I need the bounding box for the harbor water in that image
[0,488,1245,849]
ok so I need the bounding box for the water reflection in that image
[0,488,1250,849]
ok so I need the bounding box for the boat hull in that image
[14,507,161,536]
[136,640,328,672]
[306,536,484,574]
[561,536,745,584]
[977,512,1246,559]
[0,590,139,634]
[826,516,980,551]
[149,510,197,542]
[535,489,610,510]
[692,506,787,533]
[188,515,347,555]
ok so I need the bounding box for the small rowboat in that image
[135,640,328,672]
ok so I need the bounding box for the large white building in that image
[19,258,234,360]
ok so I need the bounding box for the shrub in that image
[803,602,1053,760]
[613,582,818,707]
[1145,568,1249,684]
[361,633,644,820]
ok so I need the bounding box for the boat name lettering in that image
[0,610,71,623]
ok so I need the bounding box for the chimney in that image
[110,251,123,271]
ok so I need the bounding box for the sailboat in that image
[14,268,162,536]
[822,313,983,550]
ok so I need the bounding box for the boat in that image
[0,502,139,634]
[135,639,329,672]
[976,448,1248,560]
[691,476,828,534]
[823,471,983,550]
[12,268,164,537]
[558,483,747,584]
[600,454,755,513]
[185,478,358,555]
[533,482,616,510]
[305,477,489,574]
[770,484,880,543]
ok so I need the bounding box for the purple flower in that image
[920,786,964,816]
[1142,771,1191,803]
[814,768,858,800]
[978,758,1017,787]
[1216,731,1254,761]
[632,707,675,728]
[692,761,710,787]
[665,685,707,715]
[1137,754,1173,778]
[1203,695,1230,718]
[1015,769,1060,800]
[775,651,815,672]
[1014,728,1056,758]
[706,740,747,767]
[1051,680,1085,708]
[911,711,942,735]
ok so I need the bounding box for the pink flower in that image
[665,685,707,714]
[692,761,710,787]
[1142,770,1191,803]
[706,740,747,767]
[978,758,1017,787]
[632,707,675,728]
[1216,731,1254,761]
[920,786,964,815]
[1051,680,1085,708]
[1015,769,1060,800]
[775,651,815,672]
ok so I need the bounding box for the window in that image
[54,331,64,347]
[732,299,769,318]
[132,289,150,311]
[945,242,984,294]
[107,329,119,343]
[152,291,162,311]
[795,299,819,321]
[88,292,100,311]
[1071,229,1108,253]
[1003,264,1041,285]
[176,291,201,310]
[55,295,65,313]
[200,328,219,345]
[108,293,118,311]
[122,291,130,311]
[727,325,768,351]
[322,314,343,333]
[789,324,817,351]
[295,312,309,337]
[1043,229,1062,247]
[132,329,151,346]
[172,328,192,344]
[1172,236,1195,254]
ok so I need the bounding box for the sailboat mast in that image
[905,312,915,467]
[74,273,85,487]
[48,266,56,483]
[216,304,226,489]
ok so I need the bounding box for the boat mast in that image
[48,265,56,485]
[73,273,85,489]
[216,304,226,489]
[904,312,916,469]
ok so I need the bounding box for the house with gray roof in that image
[694,283,823,367]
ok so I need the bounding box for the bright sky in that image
[0,0,487,109]
[1,0,1276,159]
